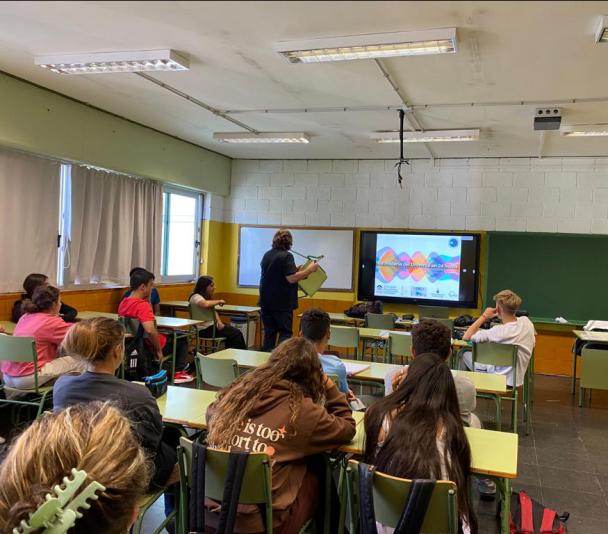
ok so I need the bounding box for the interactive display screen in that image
[357,231,480,307]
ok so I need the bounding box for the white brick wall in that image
[210,158,608,234]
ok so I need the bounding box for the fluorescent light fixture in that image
[561,124,608,137]
[596,16,608,43]
[213,132,310,144]
[274,28,456,63]
[35,49,189,74]
[372,129,480,143]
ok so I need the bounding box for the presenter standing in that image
[259,229,319,351]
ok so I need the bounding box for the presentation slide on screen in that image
[374,234,462,301]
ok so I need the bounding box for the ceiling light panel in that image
[274,28,456,63]
[372,129,479,143]
[561,125,608,137]
[213,132,311,144]
[35,49,189,74]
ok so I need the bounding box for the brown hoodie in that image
[206,378,356,532]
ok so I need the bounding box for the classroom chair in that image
[177,437,316,534]
[195,353,239,389]
[120,316,177,382]
[472,342,528,433]
[578,347,608,407]
[340,460,458,534]
[388,332,412,365]
[0,335,53,421]
[189,305,226,355]
[132,488,177,534]
[418,305,450,319]
[329,325,360,358]
[363,313,395,362]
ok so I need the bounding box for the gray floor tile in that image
[539,466,603,495]
[516,462,541,486]
[535,446,595,473]
[541,487,608,521]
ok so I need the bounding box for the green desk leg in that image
[572,348,579,395]
[500,478,511,534]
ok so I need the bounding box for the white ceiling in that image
[3,1,608,159]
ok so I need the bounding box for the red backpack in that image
[510,490,569,533]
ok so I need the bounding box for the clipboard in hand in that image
[298,259,327,297]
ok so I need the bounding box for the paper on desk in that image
[583,320,608,331]
[344,362,370,376]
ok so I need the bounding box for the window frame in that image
[160,185,204,283]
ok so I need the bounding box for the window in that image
[161,186,203,282]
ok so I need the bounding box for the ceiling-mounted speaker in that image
[534,108,562,131]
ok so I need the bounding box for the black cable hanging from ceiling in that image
[394,108,410,188]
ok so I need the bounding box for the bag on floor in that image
[509,490,569,533]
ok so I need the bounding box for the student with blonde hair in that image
[53,318,180,492]
[461,289,536,387]
[0,402,149,533]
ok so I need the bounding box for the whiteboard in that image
[238,226,354,291]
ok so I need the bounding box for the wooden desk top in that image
[157,386,216,429]
[573,330,608,342]
[156,391,517,479]
[452,369,507,394]
[0,320,16,335]
[344,412,518,479]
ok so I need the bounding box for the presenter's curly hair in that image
[272,229,293,250]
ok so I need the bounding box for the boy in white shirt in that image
[461,289,536,387]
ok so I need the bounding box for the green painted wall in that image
[0,73,231,194]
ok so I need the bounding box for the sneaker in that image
[477,477,496,501]
[173,371,195,384]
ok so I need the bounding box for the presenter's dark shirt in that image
[259,248,298,311]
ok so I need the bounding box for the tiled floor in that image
[2,374,608,533]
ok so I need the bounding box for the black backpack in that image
[510,490,569,534]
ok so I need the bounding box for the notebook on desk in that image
[344,362,370,376]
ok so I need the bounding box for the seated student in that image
[123,266,161,315]
[386,319,478,428]
[461,289,536,388]
[365,353,477,534]
[54,318,180,491]
[299,307,366,411]
[118,269,194,383]
[0,402,149,534]
[12,272,78,323]
[2,286,85,389]
[189,275,247,349]
[206,337,356,533]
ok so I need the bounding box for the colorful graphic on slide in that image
[374,234,463,301]
[376,248,460,283]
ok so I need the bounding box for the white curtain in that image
[0,148,60,292]
[66,166,162,285]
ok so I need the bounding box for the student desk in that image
[572,330,608,394]
[0,321,16,335]
[155,388,517,534]
[161,301,261,348]
[358,327,469,348]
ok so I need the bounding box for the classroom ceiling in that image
[3,1,608,159]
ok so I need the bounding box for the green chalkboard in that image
[485,232,608,323]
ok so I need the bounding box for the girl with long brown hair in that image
[364,353,477,534]
[206,337,356,533]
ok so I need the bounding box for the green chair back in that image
[0,335,41,390]
[178,437,273,533]
[329,325,360,356]
[365,313,395,330]
[580,348,608,391]
[347,460,458,533]
[472,342,517,369]
[418,305,450,319]
[420,317,454,334]
[196,354,239,388]
[389,332,412,362]
[190,304,216,324]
